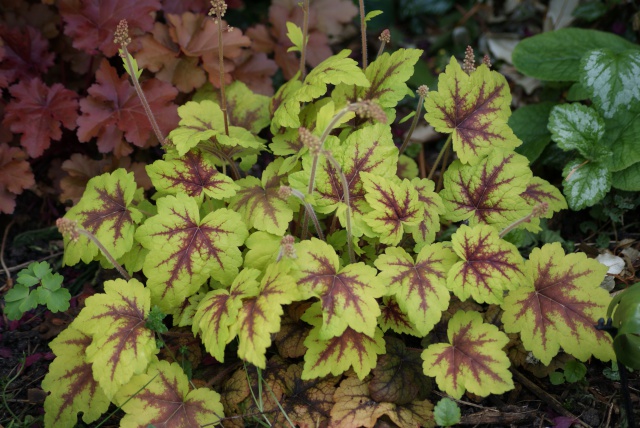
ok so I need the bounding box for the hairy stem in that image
[427,134,452,181]
[121,46,166,145]
[359,0,367,69]
[201,144,241,180]
[286,187,325,241]
[216,23,230,136]
[324,152,355,263]
[77,229,130,280]
[299,0,310,80]
[399,95,426,155]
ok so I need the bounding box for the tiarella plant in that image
[42,7,616,428]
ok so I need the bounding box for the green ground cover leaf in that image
[361,173,422,245]
[510,102,556,162]
[42,326,110,428]
[302,303,385,380]
[440,151,532,229]
[562,159,611,210]
[512,28,638,81]
[580,49,640,119]
[424,58,520,165]
[115,360,224,427]
[375,244,457,336]
[136,193,248,310]
[448,225,525,304]
[548,104,610,161]
[146,150,239,201]
[73,278,156,399]
[422,310,513,399]
[295,239,386,339]
[433,398,461,426]
[600,109,640,172]
[168,100,225,156]
[229,158,299,235]
[613,162,640,191]
[502,243,614,365]
[63,169,142,266]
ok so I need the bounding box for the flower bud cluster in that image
[299,127,322,154]
[353,99,387,124]
[56,218,80,242]
[114,19,131,47]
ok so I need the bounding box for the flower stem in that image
[427,134,452,181]
[299,0,310,80]
[359,0,367,69]
[399,93,426,156]
[217,23,229,136]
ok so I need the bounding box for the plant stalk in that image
[359,0,367,69]
[216,21,230,136]
[427,134,452,181]
[299,0,310,80]
[399,94,426,155]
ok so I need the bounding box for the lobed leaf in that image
[136,193,248,310]
[406,178,445,251]
[302,303,386,380]
[361,173,423,245]
[146,149,239,201]
[378,296,423,336]
[73,278,156,399]
[440,150,532,230]
[424,58,520,165]
[502,243,614,365]
[422,310,513,399]
[168,100,225,156]
[62,169,142,266]
[115,360,224,427]
[375,244,457,336]
[0,144,35,214]
[42,326,110,428]
[295,239,386,339]
[448,225,525,304]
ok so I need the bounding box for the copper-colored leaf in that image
[0,25,54,87]
[0,143,34,214]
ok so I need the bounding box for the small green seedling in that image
[434,397,461,426]
[549,360,587,385]
[4,261,70,320]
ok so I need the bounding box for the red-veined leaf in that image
[135,193,248,310]
[520,177,568,231]
[448,224,525,304]
[502,243,614,365]
[0,25,54,87]
[73,278,157,399]
[424,57,521,165]
[440,150,532,230]
[375,244,457,336]
[407,177,445,250]
[422,310,513,399]
[114,360,224,427]
[378,296,422,336]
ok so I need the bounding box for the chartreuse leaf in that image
[271,78,304,130]
[195,81,270,134]
[146,150,239,201]
[548,104,611,162]
[289,123,398,237]
[136,193,248,311]
[42,326,110,427]
[562,159,611,210]
[119,49,143,79]
[294,239,386,339]
[440,151,532,230]
[229,158,299,236]
[114,360,224,427]
[330,375,435,428]
[243,231,282,270]
[73,278,156,399]
[502,243,614,365]
[168,100,225,156]
[375,244,457,336]
[193,268,260,362]
[424,58,520,165]
[234,265,301,368]
[422,310,513,399]
[201,125,265,171]
[63,169,142,266]
[448,225,525,304]
[361,173,422,245]
[333,48,422,121]
[274,50,369,128]
[580,49,640,119]
[286,22,304,53]
[406,177,445,250]
[301,303,385,380]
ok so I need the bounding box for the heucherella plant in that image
[42,6,616,427]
